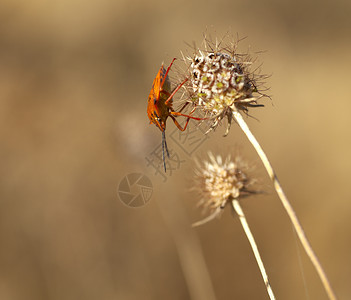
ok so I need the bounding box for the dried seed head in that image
[186,39,267,135]
[191,52,249,106]
[194,152,255,215]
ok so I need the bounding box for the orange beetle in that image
[147,58,203,172]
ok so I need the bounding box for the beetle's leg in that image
[170,110,205,121]
[165,78,188,106]
[174,101,190,114]
[160,90,171,97]
[160,58,176,88]
[169,115,190,131]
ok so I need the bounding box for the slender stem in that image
[232,199,276,300]
[232,110,337,300]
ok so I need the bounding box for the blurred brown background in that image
[1,0,351,299]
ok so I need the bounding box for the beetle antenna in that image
[162,131,170,172]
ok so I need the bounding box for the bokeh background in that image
[1,0,351,299]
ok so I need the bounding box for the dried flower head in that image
[193,152,256,226]
[184,36,268,136]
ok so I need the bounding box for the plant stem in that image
[232,199,276,300]
[232,110,337,300]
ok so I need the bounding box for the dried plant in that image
[182,34,337,300]
[193,152,255,225]
[193,152,276,300]
[188,50,264,136]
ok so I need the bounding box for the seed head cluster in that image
[195,152,254,213]
[188,49,265,135]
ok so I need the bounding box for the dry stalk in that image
[232,198,276,300]
[232,110,337,300]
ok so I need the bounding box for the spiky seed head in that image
[194,152,254,214]
[188,46,265,135]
